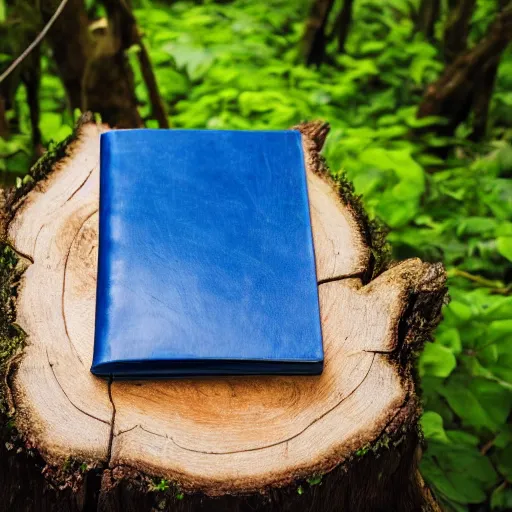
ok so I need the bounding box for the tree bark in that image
[0,117,445,511]
[443,0,476,63]
[470,59,499,141]
[302,0,336,66]
[80,0,142,128]
[470,0,510,140]
[41,0,144,128]
[41,0,93,111]
[0,432,441,512]
[331,0,355,53]
[417,5,512,139]
[102,0,169,128]
[416,0,440,41]
[21,46,43,151]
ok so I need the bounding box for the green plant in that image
[150,478,170,492]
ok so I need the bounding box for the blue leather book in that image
[91,129,323,378]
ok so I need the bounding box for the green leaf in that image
[40,112,64,143]
[359,147,425,192]
[419,343,457,378]
[495,444,512,480]
[495,427,512,449]
[306,475,322,486]
[422,442,498,504]
[445,430,479,447]
[437,328,462,355]
[238,91,290,117]
[491,484,512,510]
[440,377,512,432]
[483,297,512,321]
[163,41,214,80]
[359,41,387,54]
[457,217,497,236]
[421,411,450,443]
[478,344,499,366]
[446,301,472,322]
[496,237,512,262]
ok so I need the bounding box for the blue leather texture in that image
[92,129,324,378]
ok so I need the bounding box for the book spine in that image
[91,133,115,372]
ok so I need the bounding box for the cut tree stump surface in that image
[3,120,446,507]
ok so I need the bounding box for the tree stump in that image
[0,117,446,511]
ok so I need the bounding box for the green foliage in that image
[150,478,170,492]
[148,477,184,500]
[421,289,512,511]
[1,1,511,510]
[306,474,323,486]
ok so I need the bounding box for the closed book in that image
[91,129,323,378]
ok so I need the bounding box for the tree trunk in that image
[102,0,169,128]
[21,46,43,151]
[470,59,499,141]
[41,0,143,128]
[416,0,440,41]
[470,0,510,140]
[417,5,512,139]
[41,0,93,110]
[0,116,445,511]
[443,0,476,63]
[302,0,336,66]
[331,0,355,53]
[79,0,142,128]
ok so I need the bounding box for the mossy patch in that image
[354,431,407,458]
[4,112,95,223]
[330,164,391,279]
[0,244,25,414]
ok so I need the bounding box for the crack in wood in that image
[317,272,364,285]
[32,223,45,259]
[114,423,139,437]
[67,165,97,205]
[45,348,110,426]
[106,376,116,466]
[140,425,167,439]
[10,164,97,260]
[61,209,98,367]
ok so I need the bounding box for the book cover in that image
[91,129,323,378]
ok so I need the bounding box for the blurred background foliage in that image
[1,0,511,510]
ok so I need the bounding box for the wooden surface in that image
[4,120,445,499]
